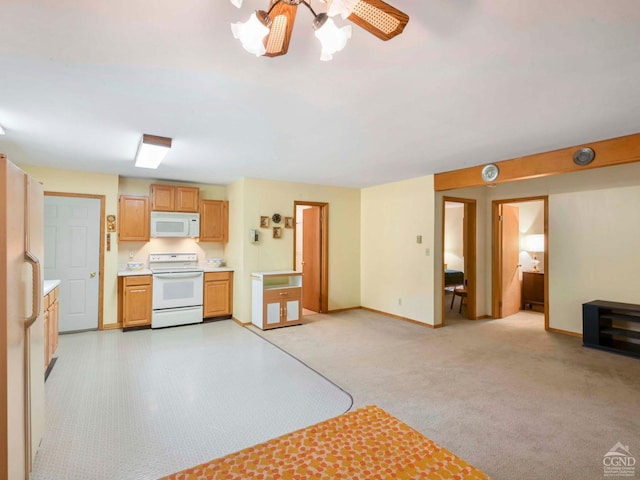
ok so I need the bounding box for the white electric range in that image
[149,253,204,329]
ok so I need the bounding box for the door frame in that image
[441,196,477,325]
[491,195,549,329]
[293,201,329,313]
[44,192,106,330]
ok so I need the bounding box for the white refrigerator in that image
[0,154,45,479]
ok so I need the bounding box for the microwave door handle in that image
[154,272,203,279]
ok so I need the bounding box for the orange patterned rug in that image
[161,405,489,480]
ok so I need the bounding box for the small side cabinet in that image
[118,275,152,328]
[251,271,303,330]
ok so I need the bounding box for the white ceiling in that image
[1,0,639,188]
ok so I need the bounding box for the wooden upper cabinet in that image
[175,187,199,212]
[118,195,150,242]
[199,200,229,243]
[151,184,199,212]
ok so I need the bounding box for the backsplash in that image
[117,238,225,267]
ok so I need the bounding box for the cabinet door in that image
[175,187,199,213]
[118,195,150,242]
[283,288,302,325]
[263,290,284,328]
[52,298,59,355]
[151,184,175,211]
[123,284,152,327]
[199,200,228,242]
[204,280,231,317]
[43,308,50,369]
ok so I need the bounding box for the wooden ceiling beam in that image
[434,132,640,192]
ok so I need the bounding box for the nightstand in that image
[522,271,544,310]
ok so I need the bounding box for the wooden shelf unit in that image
[583,300,640,359]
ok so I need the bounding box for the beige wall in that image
[437,162,640,334]
[444,203,464,271]
[19,165,121,325]
[117,177,227,266]
[361,175,436,325]
[231,178,361,324]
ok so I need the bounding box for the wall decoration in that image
[273,227,282,239]
[284,217,294,228]
[260,216,270,228]
[106,214,117,232]
[272,213,282,224]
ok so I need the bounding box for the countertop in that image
[117,266,234,276]
[43,279,61,296]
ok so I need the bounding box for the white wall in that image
[444,203,464,271]
[361,175,436,325]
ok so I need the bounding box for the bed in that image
[445,269,464,287]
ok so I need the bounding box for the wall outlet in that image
[129,251,135,259]
[398,298,402,306]
[416,235,422,244]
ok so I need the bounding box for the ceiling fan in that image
[230,0,410,61]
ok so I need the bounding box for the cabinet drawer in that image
[124,275,151,286]
[205,272,231,282]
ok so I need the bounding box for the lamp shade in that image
[522,234,545,253]
[314,18,352,61]
[135,134,172,169]
[231,13,270,57]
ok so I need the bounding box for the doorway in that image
[441,197,477,325]
[44,193,105,332]
[491,196,548,329]
[293,201,329,314]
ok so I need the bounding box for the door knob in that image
[90,272,97,278]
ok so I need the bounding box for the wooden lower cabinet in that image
[522,271,544,310]
[204,271,233,318]
[44,286,59,370]
[118,275,152,328]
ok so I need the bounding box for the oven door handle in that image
[153,272,203,279]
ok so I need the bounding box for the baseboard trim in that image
[476,315,492,320]
[548,327,582,338]
[101,323,122,330]
[326,306,362,314]
[232,317,251,327]
[361,307,438,329]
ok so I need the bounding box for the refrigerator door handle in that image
[24,251,41,328]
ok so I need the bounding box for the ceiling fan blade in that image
[345,0,409,41]
[264,1,299,57]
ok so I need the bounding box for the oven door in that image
[152,271,203,310]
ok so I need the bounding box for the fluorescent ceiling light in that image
[134,134,172,169]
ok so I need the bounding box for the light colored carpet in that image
[251,309,640,480]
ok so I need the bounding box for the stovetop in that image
[149,252,203,273]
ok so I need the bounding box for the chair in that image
[450,287,467,314]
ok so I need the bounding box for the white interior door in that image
[44,195,101,332]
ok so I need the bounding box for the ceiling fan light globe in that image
[230,0,243,8]
[231,12,270,57]
[326,0,358,19]
[315,19,352,61]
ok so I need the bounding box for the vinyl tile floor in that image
[30,320,353,480]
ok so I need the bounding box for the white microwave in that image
[151,212,200,238]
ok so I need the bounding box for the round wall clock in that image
[481,164,499,183]
[271,213,281,224]
[573,147,595,166]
